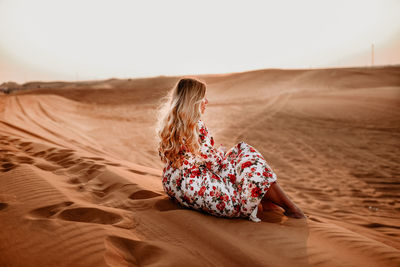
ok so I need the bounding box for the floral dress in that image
[161,120,277,222]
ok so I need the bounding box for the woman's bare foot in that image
[263,181,306,219]
[283,205,306,219]
[261,199,283,211]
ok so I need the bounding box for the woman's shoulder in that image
[198,119,209,133]
[198,119,205,131]
[198,119,207,129]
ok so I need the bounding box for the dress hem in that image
[248,179,277,222]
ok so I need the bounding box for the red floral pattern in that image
[161,120,277,221]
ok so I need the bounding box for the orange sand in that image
[0,66,399,266]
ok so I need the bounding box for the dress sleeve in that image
[197,120,225,174]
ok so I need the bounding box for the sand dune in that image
[1,66,400,266]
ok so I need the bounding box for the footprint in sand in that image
[57,158,85,168]
[67,177,81,184]
[0,137,108,184]
[0,202,9,211]
[128,191,182,212]
[1,162,18,172]
[0,153,34,172]
[154,197,181,212]
[28,202,131,227]
[45,151,75,163]
[127,169,148,175]
[28,201,74,218]
[91,183,124,198]
[104,236,162,266]
[18,141,32,147]
[58,207,123,225]
[15,156,34,164]
[129,190,162,200]
[61,207,135,229]
[104,235,197,266]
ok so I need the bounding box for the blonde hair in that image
[156,77,206,168]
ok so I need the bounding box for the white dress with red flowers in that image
[161,120,277,222]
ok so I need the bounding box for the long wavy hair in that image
[156,77,206,168]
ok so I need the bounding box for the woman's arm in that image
[198,120,225,173]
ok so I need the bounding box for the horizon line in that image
[1,63,400,86]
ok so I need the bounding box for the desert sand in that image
[0,66,399,266]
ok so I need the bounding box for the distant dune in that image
[1,66,399,266]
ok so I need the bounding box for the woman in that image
[157,77,305,222]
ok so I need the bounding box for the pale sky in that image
[1,0,399,84]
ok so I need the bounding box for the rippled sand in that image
[0,66,399,266]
